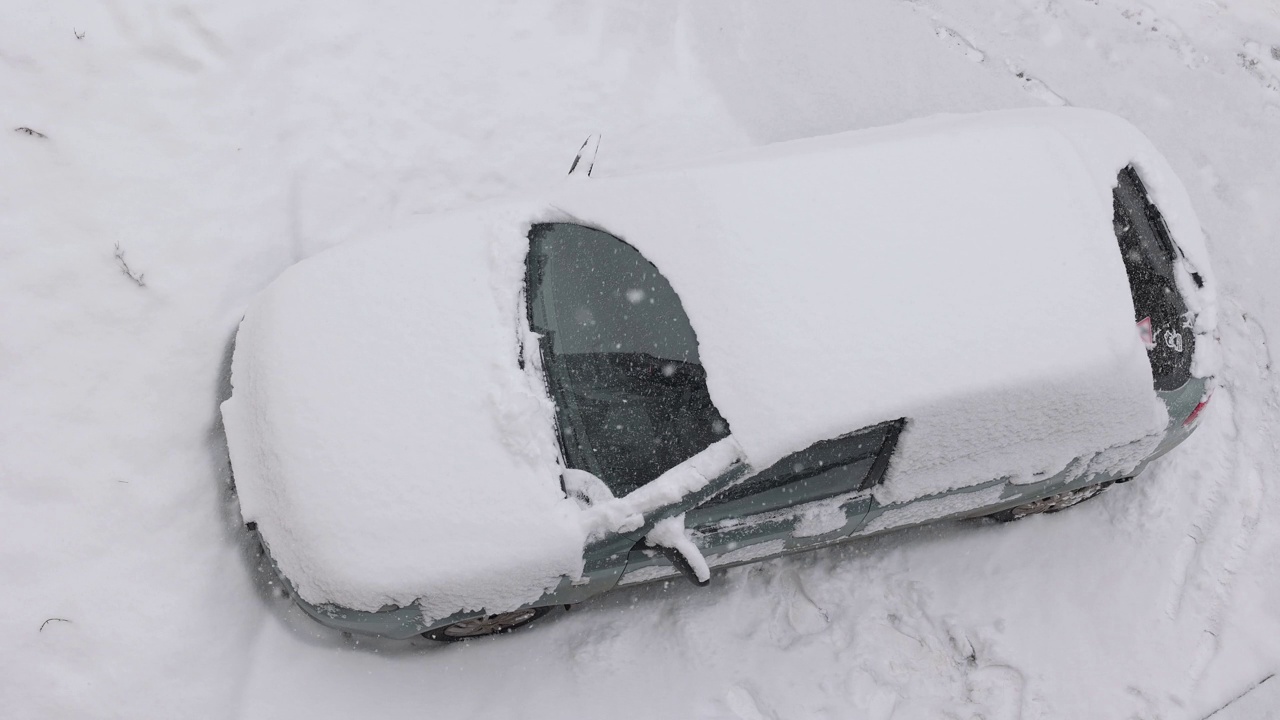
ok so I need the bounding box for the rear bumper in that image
[1149,374,1212,461]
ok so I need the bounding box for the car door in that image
[617,419,905,586]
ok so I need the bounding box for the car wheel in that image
[987,481,1117,522]
[422,606,552,642]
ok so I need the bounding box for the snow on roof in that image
[222,107,1212,615]
[551,107,1206,503]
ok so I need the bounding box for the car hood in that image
[221,204,587,619]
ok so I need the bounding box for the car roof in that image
[548,107,1204,504]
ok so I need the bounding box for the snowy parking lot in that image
[3,1,1279,718]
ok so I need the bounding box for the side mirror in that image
[646,514,710,586]
[575,436,748,587]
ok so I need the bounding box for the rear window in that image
[1112,166,1194,391]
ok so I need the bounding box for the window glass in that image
[526,223,730,497]
[1112,167,1194,391]
[693,418,904,522]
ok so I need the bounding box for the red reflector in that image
[1184,391,1212,427]
[1137,317,1155,350]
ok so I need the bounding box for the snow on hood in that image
[222,108,1215,615]
[221,204,586,619]
[548,107,1211,504]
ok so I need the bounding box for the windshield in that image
[525,223,730,497]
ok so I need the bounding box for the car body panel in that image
[614,376,1209,588]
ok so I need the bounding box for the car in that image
[220,107,1217,642]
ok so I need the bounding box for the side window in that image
[1112,166,1194,391]
[697,418,905,519]
[525,223,730,497]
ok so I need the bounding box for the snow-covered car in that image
[220,108,1217,641]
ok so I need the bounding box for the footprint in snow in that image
[966,664,1027,720]
[723,683,775,720]
[1239,41,1280,92]
[1118,6,1204,69]
[783,575,831,636]
[1005,61,1069,106]
[935,26,985,63]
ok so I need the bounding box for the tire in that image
[422,606,552,642]
[986,481,1117,522]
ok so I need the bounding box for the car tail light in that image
[1137,317,1155,350]
[1184,390,1212,427]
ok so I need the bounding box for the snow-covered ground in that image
[3,0,1278,717]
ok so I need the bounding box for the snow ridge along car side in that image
[220,108,1217,641]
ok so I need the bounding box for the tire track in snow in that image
[1162,305,1276,685]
